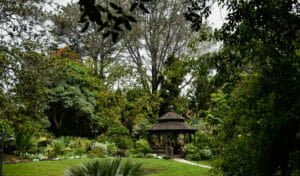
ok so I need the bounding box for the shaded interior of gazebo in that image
[147,106,197,157]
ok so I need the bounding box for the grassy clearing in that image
[135,158,210,176]
[4,158,210,176]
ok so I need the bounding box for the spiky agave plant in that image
[65,158,144,176]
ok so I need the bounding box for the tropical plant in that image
[184,143,200,161]
[65,158,144,176]
[88,142,107,158]
[69,137,92,152]
[134,139,152,155]
[50,138,66,156]
[105,125,133,149]
[88,147,106,158]
[14,131,35,154]
[106,142,118,156]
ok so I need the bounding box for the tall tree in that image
[123,0,192,93]
[211,0,300,175]
[159,54,188,115]
[121,87,160,135]
[51,2,124,79]
[46,48,102,136]
[187,55,212,117]
[0,48,52,135]
[76,0,210,41]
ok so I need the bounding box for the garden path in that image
[173,158,212,169]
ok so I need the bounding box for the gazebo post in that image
[165,135,169,156]
[193,132,196,145]
[158,133,161,144]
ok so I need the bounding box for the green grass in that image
[134,158,210,176]
[4,158,210,176]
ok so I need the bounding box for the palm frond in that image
[65,158,144,176]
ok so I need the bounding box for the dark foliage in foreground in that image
[66,158,144,176]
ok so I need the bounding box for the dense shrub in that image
[115,136,133,149]
[132,153,144,158]
[96,134,108,143]
[105,125,133,149]
[145,153,156,158]
[292,170,300,176]
[52,139,66,155]
[88,147,106,158]
[184,143,200,161]
[45,138,66,157]
[194,131,211,149]
[12,135,122,159]
[183,143,212,161]
[74,147,86,156]
[185,154,199,161]
[92,142,107,151]
[69,137,92,151]
[50,137,92,157]
[198,149,212,160]
[37,136,51,147]
[87,142,107,158]
[128,139,152,158]
[135,139,152,155]
[107,142,118,156]
[162,155,171,160]
[116,149,129,157]
[15,132,36,154]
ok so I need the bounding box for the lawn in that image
[4,158,211,176]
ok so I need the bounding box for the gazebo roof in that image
[158,111,185,121]
[148,106,197,132]
[148,121,197,132]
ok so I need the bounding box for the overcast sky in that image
[52,0,227,29]
[207,2,227,29]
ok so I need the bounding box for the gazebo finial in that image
[168,105,174,112]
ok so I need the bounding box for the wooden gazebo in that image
[147,106,197,157]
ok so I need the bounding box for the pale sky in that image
[207,2,227,29]
[52,0,227,29]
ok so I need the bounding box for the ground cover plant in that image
[4,158,210,176]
